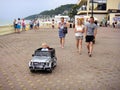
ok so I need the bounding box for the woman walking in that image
[74,19,85,54]
[58,17,67,48]
[13,19,17,33]
[21,19,26,31]
[17,18,21,33]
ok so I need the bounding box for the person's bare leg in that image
[76,39,79,51]
[86,42,90,53]
[89,42,93,57]
[79,39,82,54]
[62,38,65,48]
[18,29,20,33]
[60,38,62,47]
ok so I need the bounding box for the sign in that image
[113,16,120,21]
[108,9,120,13]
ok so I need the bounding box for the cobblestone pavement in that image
[0,27,120,90]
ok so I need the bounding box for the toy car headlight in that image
[29,61,33,66]
[31,62,33,65]
[46,59,51,62]
[46,61,49,66]
[46,60,50,63]
[47,63,49,66]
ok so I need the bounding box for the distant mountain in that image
[25,4,75,20]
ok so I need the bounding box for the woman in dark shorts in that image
[85,17,97,57]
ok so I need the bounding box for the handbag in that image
[63,27,68,34]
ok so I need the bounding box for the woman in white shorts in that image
[74,19,85,54]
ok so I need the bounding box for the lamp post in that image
[91,0,94,17]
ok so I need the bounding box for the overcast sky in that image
[0,0,78,21]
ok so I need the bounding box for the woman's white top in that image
[75,25,84,36]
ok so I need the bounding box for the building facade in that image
[77,0,120,25]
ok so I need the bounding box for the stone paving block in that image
[0,27,120,90]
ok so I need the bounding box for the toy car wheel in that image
[30,70,35,73]
[53,62,57,68]
[47,68,52,73]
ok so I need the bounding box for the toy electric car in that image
[29,48,57,73]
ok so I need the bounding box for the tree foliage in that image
[25,4,76,20]
[68,4,80,21]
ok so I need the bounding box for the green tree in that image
[68,4,80,22]
[25,4,75,20]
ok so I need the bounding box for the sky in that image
[0,0,78,21]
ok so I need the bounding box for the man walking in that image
[85,17,97,57]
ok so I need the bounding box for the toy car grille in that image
[33,62,46,66]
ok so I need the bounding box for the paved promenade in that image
[0,27,120,90]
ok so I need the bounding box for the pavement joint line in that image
[32,86,37,89]
[0,87,3,90]
[36,79,40,82]
[10,86,14,89]
[16,78,20,82]
[56,87,60,90]
[23,76,27,78]
[65,85,69,88]
[0,84,3,89]
[15,72,36,89]
[46,88,51,90]
[20,84,24,88]
[18,81,22,85]
[8,82,13,86]
[48,81,52,84]
[13,74,17,77]
[56,80,61,82]
[22,87,27,90]
[7,80,11,83]
[27,80,32,83]
[43,85,47,88]
[6,77,9,81]
[30,83,34,86]
[2,71,7,75]
[61,82,65,85]
[69,82,73,84]
[0,84,2,87]
[79,88,84,90]
[77,80,81,83]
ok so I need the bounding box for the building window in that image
[89,0,107,10]
[119,3,120,9]
[98,3,106,10]
[81,5,87,10]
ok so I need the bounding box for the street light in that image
[91,0,94,17]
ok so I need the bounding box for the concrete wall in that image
[107,0,120,10]
[93,14,107,22]
[0,25,15,35]
[0,24,59,36]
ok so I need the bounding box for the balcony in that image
[78,5,87,11]
[77,10,107,14]
[77,0,87,5]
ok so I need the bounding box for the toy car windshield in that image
[35,51,51,57]
[33,48,55,57]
